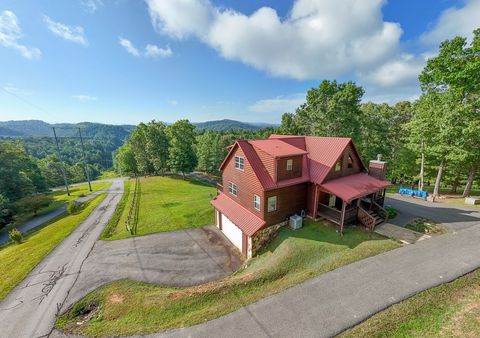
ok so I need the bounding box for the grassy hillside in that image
[57,220,399,336]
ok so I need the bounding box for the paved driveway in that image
[385,194,480,231]
[62,226,242,310]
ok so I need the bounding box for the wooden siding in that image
[325,143,363,181]
[253,146,276,181]
[277,155,303,181]
[222,145,265,218]
[264,183,308,226]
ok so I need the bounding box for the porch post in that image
[339,200,346,235]
[312,184,319,219]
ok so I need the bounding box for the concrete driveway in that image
[386,194,480,231]
[62,226,242,310]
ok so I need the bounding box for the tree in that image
[129,123,154,175]
[15,194,53,216]
[196,131,223,173]
[419,28,480,197]
[114,143,138,175]
[292,80,365,142]
[145,121,169,174]
[166,120,197,177]
[0,193,13,228]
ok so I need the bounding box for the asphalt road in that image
[62,225,242,311]
[0,178,124,338]
[385,194,480,231]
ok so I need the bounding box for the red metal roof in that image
[211,192,265,236]
[237,140,277,190]
[249,139,307,158]
[319,173,392,203]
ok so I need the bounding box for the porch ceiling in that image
[319,173,392,203]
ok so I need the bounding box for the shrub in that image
[385,207,398,219]
[67,201,80,214]
[15,194,53,216]
[8,228,23,244]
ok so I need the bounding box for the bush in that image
[8,228,23,244]
[67,201,80,214]
[15,194,53,216]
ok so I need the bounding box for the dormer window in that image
[348,155,353,169]
[335,160,342,172]
[234,156,244,170]
[286,159,293,171]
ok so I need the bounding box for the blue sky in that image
[0,0,479,125]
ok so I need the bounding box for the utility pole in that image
[419,140,425,191]
[78,128,92,192]
[52,127,70,196]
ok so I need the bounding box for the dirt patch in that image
[108,293,124,304]
[167,272,256,300]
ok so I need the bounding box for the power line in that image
[0,86,53,118]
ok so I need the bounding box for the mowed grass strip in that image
[0,193,107,301]
[341,269,480,338]
[107,176,216,240]
[101,179,131,239]
[57,220,400,336]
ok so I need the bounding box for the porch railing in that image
[318,204,342,223]
[372,201,389,223]
[357,207,376,230]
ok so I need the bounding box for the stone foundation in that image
[251,221,288,257]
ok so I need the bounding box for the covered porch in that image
[311,173,391,233]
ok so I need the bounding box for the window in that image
[234,156,244,170]
[286,159,293,171]
[347,155,353,169]
[228,182,238,196]
[253,194,261,211]
[267,196,277,212]
[335,160,342,172]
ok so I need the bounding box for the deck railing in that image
[357,207,376,230]
[372,200,389,223]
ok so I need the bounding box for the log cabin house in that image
[211,134,391,258]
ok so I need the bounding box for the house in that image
[211,135,391,258]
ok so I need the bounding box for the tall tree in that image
[114,143,137,175]
[129,123,154,175]
[293,80,365,142]
[145,120,169,174]
[166,120,197,177]
[419,28,480,197]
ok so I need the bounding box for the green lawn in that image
[106,176,216,240]
[101,179,131,239]
[9,181,112,229]
[57,220,400,336]
[0,193,107,301]
[341,269,480,337]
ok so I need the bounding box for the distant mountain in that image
[0,120,135,138]
[194,119,277,132]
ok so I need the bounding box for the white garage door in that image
[221,214,243,251]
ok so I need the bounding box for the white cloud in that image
[119,38,172,58]
[72,94,97,102]
[249,94,305,114]
[145,44,172,58]
[146,0,403,80]
[0,11,41,59]
[119,37,140,56]
[421,0,480,45]
[43,15,88,46]
[81,0,103,13]
[360,53,425,88]
[167,99,178,105]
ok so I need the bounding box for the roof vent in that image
[377,154,382,161]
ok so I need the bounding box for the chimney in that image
[369,154,387,180]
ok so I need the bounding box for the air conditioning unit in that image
[289,214,303,230]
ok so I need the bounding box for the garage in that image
[220,213,243,251]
